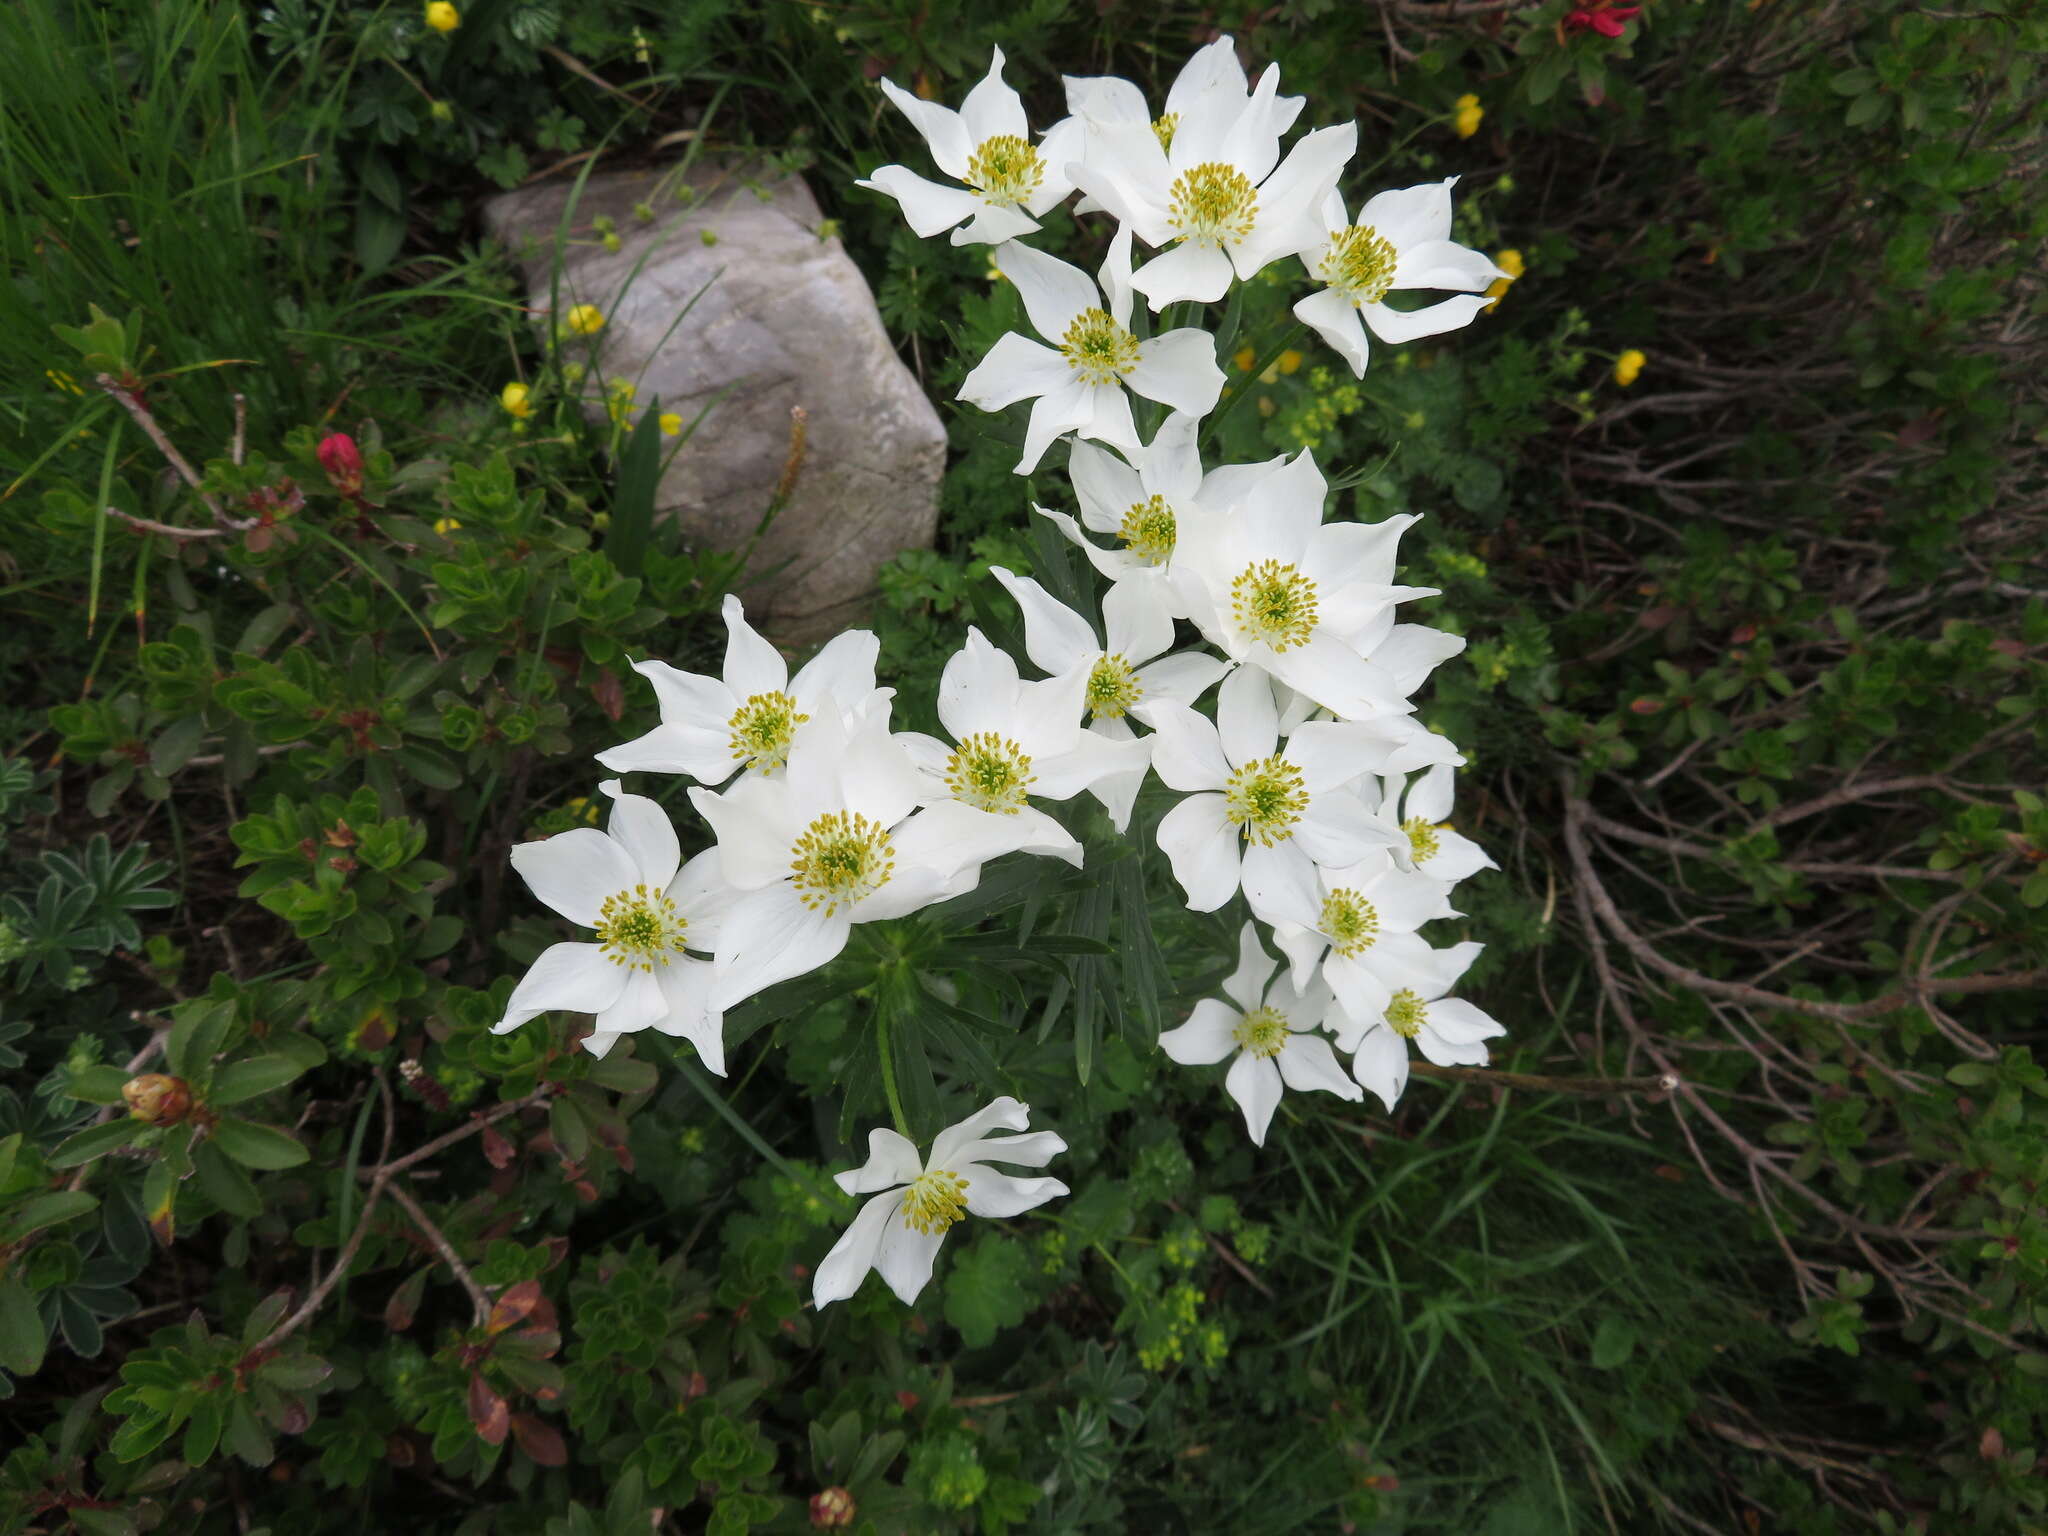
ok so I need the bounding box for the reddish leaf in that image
[591,669,625,722]
[279,1398,310,1436]
[510,1413,567,1467]
[486,1279,544,1336]
[384,1269,428,1331]
[468,1374,509,1445]
[1982,1426,2006,1461]
[1638,604,1679,631]
[480,1125,515,1170]
[1628,697,1663,715]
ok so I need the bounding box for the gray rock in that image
[482,158,946,644]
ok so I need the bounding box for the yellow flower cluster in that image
[1485,248,1524,312]
[1614,348,1647,387]
[1453,93,1483,139]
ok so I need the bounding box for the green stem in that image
[1200,321,1307,450]
[875,1002,912,1140]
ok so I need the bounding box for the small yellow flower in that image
[1277,349,1304,376]
[1614,348,1647,387]
[1485,248,1523,312]
[1232,345,1257,373]
[46,369,84,396]
[1454,93,1483,140]
[659,412,683,436]
[434,517,462,535]
[499,381,533,419]
[564,303,605,337]
[429,99,454,124]
[424,1,460,33]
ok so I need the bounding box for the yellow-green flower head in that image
[659,412,683,436]
[499,381,533,419]
[425,1,460,33]
[564,303,605,337]
[1453,93,1483,139]
[1614,348,1646,387]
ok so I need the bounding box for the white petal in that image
[1232,123,1357,279]
[914,797,1081,867]
[1427,996,1507,1045]
[599,781,682,891]
[1356,177,1456,251]
[1224,1052,1284,1145]
[1416,1022,1490,1068]
[1079,381,1142,459]
[1393,239,1507,294]
[709,884,850,1010]
[1424,827,1497,883]
[995,239,1097,341]
[1131,241,1235,309]
[1222,918,1279,1012]
[509,828,639,926]
[1373,624,1466,695]
[1238,446,1327,566]
[929,1096,1028,1165]
[839,709,936,829]
[1407,762,1457,824]
[1350,1025,1411,1112]
[813,1190,899,1308]
[1018,382,1097,476]
[1029,729,1150,804]
[1324,951,1395,1034]
[836,1128,925,1194]
[1265,633,1405,721]
[1293,287,1370,378]
[1271,921,1327,994]
[874,1218,947,1305]
[1129,650,1230,712]
[1360,294,1494,346]
[1126,329,1225,418]
[1276,1031,1365,1100]
[594,720,736,782]
[937,627,1022,741]
[1166,36,1248,122]
[1098,224,1137,328]
[991,565,1098,675]
[958,1165,1068,1218]
[653,959,725,1075]
[1145,703,1231,791]
[495,942,624,1034]
[689,777,795,891]
[1026,116,1086,214]
[1155,792,1241,911]
[593,966,667,1038]
[789,628,881,716]
[877,77,972,179]
[959,46,1028,144]
[1215,663,1280,767]
[857,165,983,238]
[950,201,1042,247]
[1064,72,1150,123]
[1241,840,1320,929]
[958,331,1072,411]
[1158,997,1240,1066]
[1065,435,1145,534]
[1284,720,1383,794]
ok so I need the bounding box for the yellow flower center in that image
[1117,494,1176,565]
[964,134,1045,209]
[900,1169,969,1234]
[789,811,895,915]
[1321,889,1381,958]
[1385,989,1427,1040]
[727,690,808,774]
[1230,560,1320,652]
[1167,162,1259,248]
[1151,114,1179,151]
[1224,755,1308,847]
[1403,817,1442,864]
[1232,1005,1288,1059]
[1318,224,1399,306]
[944,733,1035,814]
[594,886,686,972]
[1059,307,1140,386]
[1085,654,1143,721]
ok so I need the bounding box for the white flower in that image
[1067,60,1355,308]
[595,595,881,784]
[1292,179,1509,377]
[1147,667,1407,926]
[895,626,1151,864]
[1336,940,1506,1111]
[1375,763,1497,882]
[1032,411,1284,589]
[814,1097,1068,1307]
[690,708,976,1010]
[1157,921,1361,1144]
[1270,857,1460,1034]
[959,229,1224,475]
[1170,448,1442,719]
[495,780,731,1070]
[857,47,1086,246]
[990,566,1225,830]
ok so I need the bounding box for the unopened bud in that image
[123,1073,193,1126]
[316,433,365,496]
[809,1488,856,1528]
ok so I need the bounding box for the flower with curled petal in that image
[1371,762,1499,885]
[1292,179,1509,378]
[1157,922,1361,1145]
[815,1098,1068,1307]
[1334,940,1506,1111]
[494,780,732,1070]
[958,228,1224,475]
[595,596,882,784]
[857,48,1086,247]
[1268,856,1461,1035]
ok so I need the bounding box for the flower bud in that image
[123,1073,193,1126]
[1613,348,1647,388]
[425,2,460,33]
[808,1488,856,1529]
[564,303,605,337]
[500,381,533,420]
[317,432,365,496]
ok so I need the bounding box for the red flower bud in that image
[317,433,365,495]
[809,1488,856,1529]
[123,1073,194,1126]
[1564,3,1642,37]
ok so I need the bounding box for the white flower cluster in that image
[493,38,1508,1307]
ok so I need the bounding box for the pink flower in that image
[316,433,364,496]
[1564,2,1642,38]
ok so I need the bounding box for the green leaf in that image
[193,1141,263,1218]
[1946,1063,1996,1087]
[0,1190,99,1243]
[942,1235,1034,1348]
[0,1277,47,1376]
[46,1117,144,1168]
[206,1054,310,1107]
[167,999,236,1080]
[1590,1316,1637,1369]
[207,1119,310,1170]
[64,1064,134,1105]
[606,394,664,578]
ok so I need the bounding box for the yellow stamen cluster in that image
[1230,560,1320,652]
[789,811,895,915]
[1059,307,1140,386]
[727,690,808,774]
[1385,989,1427,1040]
[1117,494,1177,565]
[594,885,686,972]
[1403,817,1443,864]
[965,135,1045,209]
[1085,654,1143,721]
[1224,756,1308,847]
[1167,162,1259,247]
[900,1169,970,1234]
[1151,114,1179,151]
[944,733,1035,814]
[1320,889,1381,958]
[1319,224,1399,307]
[1232,1005,1288,1059]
